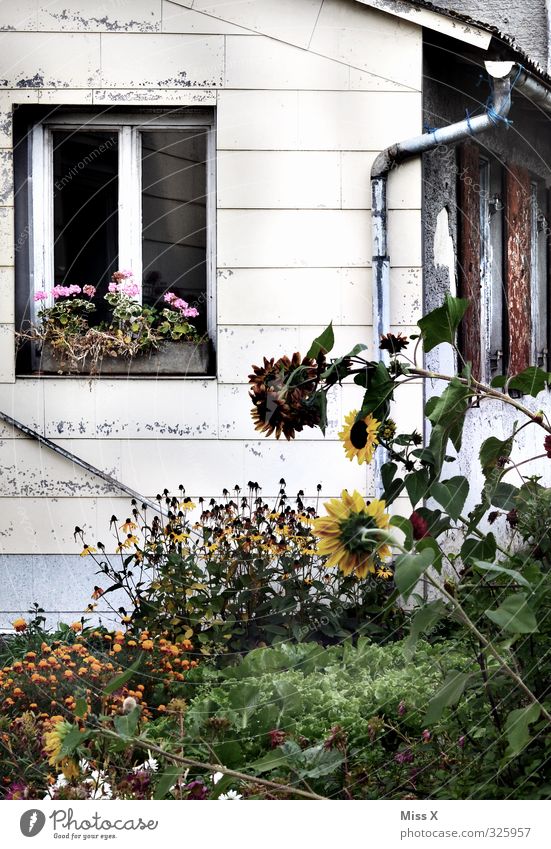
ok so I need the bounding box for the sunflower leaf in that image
[418,294,469,352]
[394,549,435,600]
[307,324,334,358]
[504,703,541,759]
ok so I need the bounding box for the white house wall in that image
[0,0,424,625]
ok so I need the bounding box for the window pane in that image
[141,129,207,331]
[53,130,118,299]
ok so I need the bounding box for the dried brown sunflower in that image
[249,352,322,440]
[379,332,410,354]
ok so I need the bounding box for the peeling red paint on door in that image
[505,164,532,375]
[458,142,481,379]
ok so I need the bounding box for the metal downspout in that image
[370,61,516,498]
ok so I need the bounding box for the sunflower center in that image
[350,420,368,449]
[339,512,378,554]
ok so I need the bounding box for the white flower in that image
[133,751,159,773]
[83,769,112,799]
[43,773,67,799]
[88,780,112,800]
[78,759,90,773]
[212,771,224,784]
[218,790,243,800]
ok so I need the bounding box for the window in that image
[14,107,215,372]
[458,143,549,382]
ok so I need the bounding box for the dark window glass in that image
[141,129,207,332]
[53,130,119,309]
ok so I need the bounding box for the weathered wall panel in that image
[0,0,424,624]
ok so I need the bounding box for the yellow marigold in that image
[69,622,82,632]
[113,644,122,653]
[339,410,380,465]
[314,489,393,579]
[141,640,154,651]
[12,618,27,632]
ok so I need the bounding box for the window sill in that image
[25,339,213,378]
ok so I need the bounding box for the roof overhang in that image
[355,0,492,49]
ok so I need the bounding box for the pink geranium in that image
[119,282,140,297]
[82,285,96,298]
[34,291,48,302]
[109,271,140,298]
[52,284,81,299]
[112,269,134,282]
[164,293,199,319]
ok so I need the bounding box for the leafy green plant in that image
[249,295,551,791]
[78,483,403,656]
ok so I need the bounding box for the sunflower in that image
[43,719,74,766]
[339,410,380,464]
[249,353,322,440]
[314,489,393,579]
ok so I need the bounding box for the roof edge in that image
[354,0,492,49]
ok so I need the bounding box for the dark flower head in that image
[185,780,209,800]
[379,333,409,354]
[410,511,430,540]
[249,353,322,440]
[395,749,414,765]
[544,435,551,458]
[506,508,518,528]
[268,729,286,748]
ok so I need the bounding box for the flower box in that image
[37,339,210,376]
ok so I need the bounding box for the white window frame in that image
[29,109,216,342]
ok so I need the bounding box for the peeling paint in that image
[433,206,456,292]
[15,73,44,87]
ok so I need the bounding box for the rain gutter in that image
[369,59,551,496]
